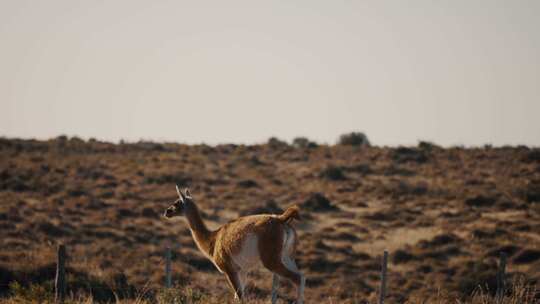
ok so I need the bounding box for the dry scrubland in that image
[0,136,539,303]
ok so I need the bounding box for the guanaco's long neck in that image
[185,203,215,257]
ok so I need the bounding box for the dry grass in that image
[0,138,539,303]
[0,280,537,303]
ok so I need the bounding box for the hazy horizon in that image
[1,132,538,148]
[2,1,539,147]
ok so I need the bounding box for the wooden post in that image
[378,250,388,304]
[55,244,66,304]
[165,246,172,288]
[496,252,507,303]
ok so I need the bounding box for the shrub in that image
[292,137,318,148]
[236,179,259,188]
[320,166,347,181]
[465,195,497,208]
[524,181,540,203]
[522,149,540,163]
[267,137,288,148]
[240,200,283,216]
[144,172,192,185]
[346,163,372,175]
[337,132,370,146]
[418,140,441,150]
[392,147,428,163]
[513,249,540,264]
[9,281,53,303]
[393,249,416,264]
[302,193,339,212]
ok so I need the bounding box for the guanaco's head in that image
[163,185,194,218]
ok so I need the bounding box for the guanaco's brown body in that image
[164,187,305,303]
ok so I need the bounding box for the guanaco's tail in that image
[278,205,301,223]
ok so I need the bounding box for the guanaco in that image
[164,186,305,303]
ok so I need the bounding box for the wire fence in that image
[8,244,507,304]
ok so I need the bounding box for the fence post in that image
[378,250,388,304]
[496,252,507,303]
[55,244,66,304]
[165,245,172,288]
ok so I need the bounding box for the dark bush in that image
[457,260,497,297]
[302,193,339,212]
[0,171,30,192]
[308,256,342,273]
[116,208,137,218]
[86,199,108,210]
[421,245,462,260]
[292,137,318,148]
[0,266,14,296]
[66,269,131,302]
[320,166,347,181]
[472,229,498,239]
[66,187,87,197]
[337,132,370,146]
[392,147,428,163]
[0,263,56,297]
[363,210,396,222]
[384,181,428,198]
[240,200,283,216]
[267,137,288,148]
[418,141,441,150]
[418,233,461,249]
[522,149,540,163]
[486,245,522,258]
[134,141,165,151]
[35,222,70,237]
[144,172,192,185]
[141,207,158,217]
[393,249,416,264]
[237,179,259,188]
[248,156,264,166]
[383,165,415,177]
[331,232,359,241]
[56,135,68,142]
[400,181,428,196]
[346,164,372,175]
[524,181,540,203]
[465,195,496,207]
[513,249,540,264]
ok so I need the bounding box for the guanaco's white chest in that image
[231,234,261,271]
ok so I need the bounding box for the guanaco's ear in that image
[176,185,184,200]
[184,188,192,198]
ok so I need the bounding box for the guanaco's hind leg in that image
[260,227,304,304]
[284,257,305,304]
[223,268,244,301]
[271,273,280,304]
[264,260,304,304]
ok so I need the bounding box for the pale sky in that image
[1,1,539,146]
